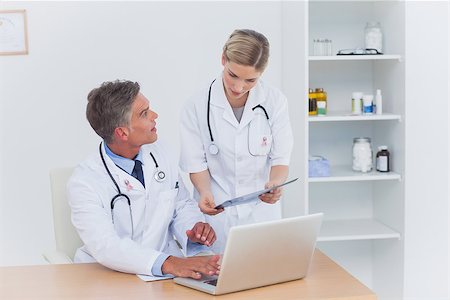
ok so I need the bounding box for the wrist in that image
[161,256,176,275]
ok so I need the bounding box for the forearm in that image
[269,165,289,184]
[190,170,212,195]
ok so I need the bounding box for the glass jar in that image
[308,88,317,116]
[365,21,383,53]
[352,137,373,173]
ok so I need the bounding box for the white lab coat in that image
[67,140,206,276]
[179,73,293,253]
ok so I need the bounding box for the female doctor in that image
[179,29,294,253]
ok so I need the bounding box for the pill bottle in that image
[352,137,372,173]
[352,92,363,115]
[362,94,374,115]
[315,88,327,115]
[308,88,317,116]
[376,146,390,172]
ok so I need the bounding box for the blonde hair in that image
[222,29,270,72]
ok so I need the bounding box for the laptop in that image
[173,213,323,295]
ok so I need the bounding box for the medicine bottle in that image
[315,88,327,116]
[352,137,372,173]
[308,88,317,116]
[376,146,390,172]
[352,92,363,115]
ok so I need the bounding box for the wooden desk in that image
[0,251,376,299]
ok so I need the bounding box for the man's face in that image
[221,57,261,103]
[126,93,158,147]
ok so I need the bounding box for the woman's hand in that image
[199,191,224,215]
[259,180,283,204]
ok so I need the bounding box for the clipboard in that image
[214,178,299,210]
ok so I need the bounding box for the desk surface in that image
[0,250,376,299]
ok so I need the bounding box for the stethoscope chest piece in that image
[154,170,166,182]
[209,143,219,155]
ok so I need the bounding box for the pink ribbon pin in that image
[125,179,133,191]
[261,136,268,146]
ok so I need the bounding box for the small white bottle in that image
[375,89,383,115]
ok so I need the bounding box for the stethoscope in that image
[98,142,166,238]
[207,79,270,155]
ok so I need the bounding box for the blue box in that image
[309,156,330,177]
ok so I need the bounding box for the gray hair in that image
[223,29,270,72]
[86,80,140,144]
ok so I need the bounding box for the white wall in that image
[404,1,449,299]
[0,1,284,266]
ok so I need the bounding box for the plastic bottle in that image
[375,89,383,115]
[315,88,327,115]
[376,146,390,172]
[352,92,363,115]
[362,94,374,115]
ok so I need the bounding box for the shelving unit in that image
[309,54,401,61]
[308,166,401,183]
[318,219,401,242]
[307,1,405,298]
[309,112,401,122]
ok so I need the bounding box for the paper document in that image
[137,274,174,282]
[215,178,299,209]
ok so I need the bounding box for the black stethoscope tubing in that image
[99,143,134,239]
[207,79,269,155]
[98,142,166,239]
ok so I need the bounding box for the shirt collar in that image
[104,142,144,175]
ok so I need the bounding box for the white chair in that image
[43,167,83,264]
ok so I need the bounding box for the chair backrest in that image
[49,167,83,260]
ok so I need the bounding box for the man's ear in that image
[114,127,129,141]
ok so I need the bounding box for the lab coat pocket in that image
[143,188,179,248]
[157,188,178,214]
[248,114,272,156]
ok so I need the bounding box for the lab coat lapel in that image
[239,82,265,130]
[210,76,239,128]
[99,144,145,194]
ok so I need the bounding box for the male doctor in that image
[67,80,220,279]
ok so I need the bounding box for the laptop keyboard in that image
[204,279,218,286]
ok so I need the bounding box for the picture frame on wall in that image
[0,9,29,55]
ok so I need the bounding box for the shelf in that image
[308,165,401,183]
[309,112,401,122]
[309,54,402,61]
[317,219,401,242]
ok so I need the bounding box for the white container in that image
[352,137,373,173]
[375,89,383,114]
[317,101,326,116]
[362,94,374,115]
[365,21,383,53]
[351,92,363,115]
